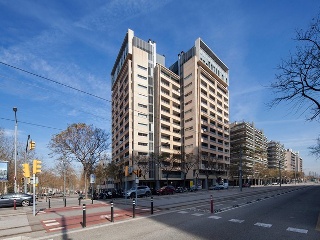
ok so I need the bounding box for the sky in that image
[0,0,319,176]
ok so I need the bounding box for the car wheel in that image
[21,200,30,207]
[145,192,150,197]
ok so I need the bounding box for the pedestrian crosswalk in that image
[177,210,309,235]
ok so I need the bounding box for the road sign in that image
[90,174,96,184]
[30,177,38,184]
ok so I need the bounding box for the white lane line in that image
[43,219,57,223]
[178,211,188,214]
[254,222,272,228]
[45,222,60,226]
[192,213,204,216]
[208,216,221,219]
[229,219,244,223]
[286,227,308,234]
[49,226,65,231]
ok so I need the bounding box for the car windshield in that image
[130,187,136,190]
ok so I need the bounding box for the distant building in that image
[284,149,303,173]
[267,141,285,170]
[111,29,230,189]
[230,121,268,184]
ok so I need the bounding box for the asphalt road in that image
[23,185,320,240]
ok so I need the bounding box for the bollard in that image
[64,198,66,207]
[49,198,51,209]
[151,196,153,215]
[46,196,47,202]
[133,199,136,218]
[111,201,114,222]
[210,195,213,213]
[14,199,16,210]
[79,197,81,206]
[82,204,86,228]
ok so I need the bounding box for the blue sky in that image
[0,0,319,175]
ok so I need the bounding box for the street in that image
[1,184,318,240]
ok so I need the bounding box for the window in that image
[138,64,147,70]
[185,117,193,123]
[185,91,192,97]
[138,93,148,98]
[138,132,148,137]
[184,73,192,81]
[185,135,193,140]
[138,84,147,89]
[137,74,147,80]
[138,103,147,108]
[138,113,148,118]
[138,123,147,127]
[138,142,148,146]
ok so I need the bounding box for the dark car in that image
[157,186,175,195]
[0,193,33,208]
[242,183,251,188]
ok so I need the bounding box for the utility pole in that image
[13,107,18,193]
[239,146,243,192]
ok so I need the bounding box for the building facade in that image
[284,149,303,173]
[111,29,230,189]
[229,121,268,185]
[267,141,285,170]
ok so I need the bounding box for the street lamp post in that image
[13,107,18,193]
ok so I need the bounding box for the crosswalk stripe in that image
[178,211,188,214]
[254,222,272,228]
[49,226,65,231]
[286,227,308,234]
[43,219,56,223]
[208,216,221,219]
[192,213,204,216]
[45,222,60,226]
[229,219,244,223]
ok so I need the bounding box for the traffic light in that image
[22,163,30,178]
[29,140,36,150]
[124,166,129,177]
[21,177,25,185]
[33,159,41,174]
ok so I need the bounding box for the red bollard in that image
[14,199,16,210]
[210,195,213,213]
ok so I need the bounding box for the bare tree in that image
[181,153,198,188]
[270,14,320,121]
[309,136,320,160]
[49,123,111,198]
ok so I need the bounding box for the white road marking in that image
[45,222,60,226]
[286,227,308,234]
[141,208,150,211]
[254,222,272,228]
[178,211,188,214]
[43,219,57,223]
[192,213,204,216]
[229,219,244,223]
[49,226,65,231]
[208,216,221,219]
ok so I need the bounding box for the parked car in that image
[0,193,33,208]
[157,186,176,195]
[175,187,187,193]
[189,185,198,192]
[123,186,151,198]
[242,183,251,188]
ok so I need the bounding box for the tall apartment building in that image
[267,141,285,169]
[284,149,303,173]
[111,29,230,189]
[229,122,268,183]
